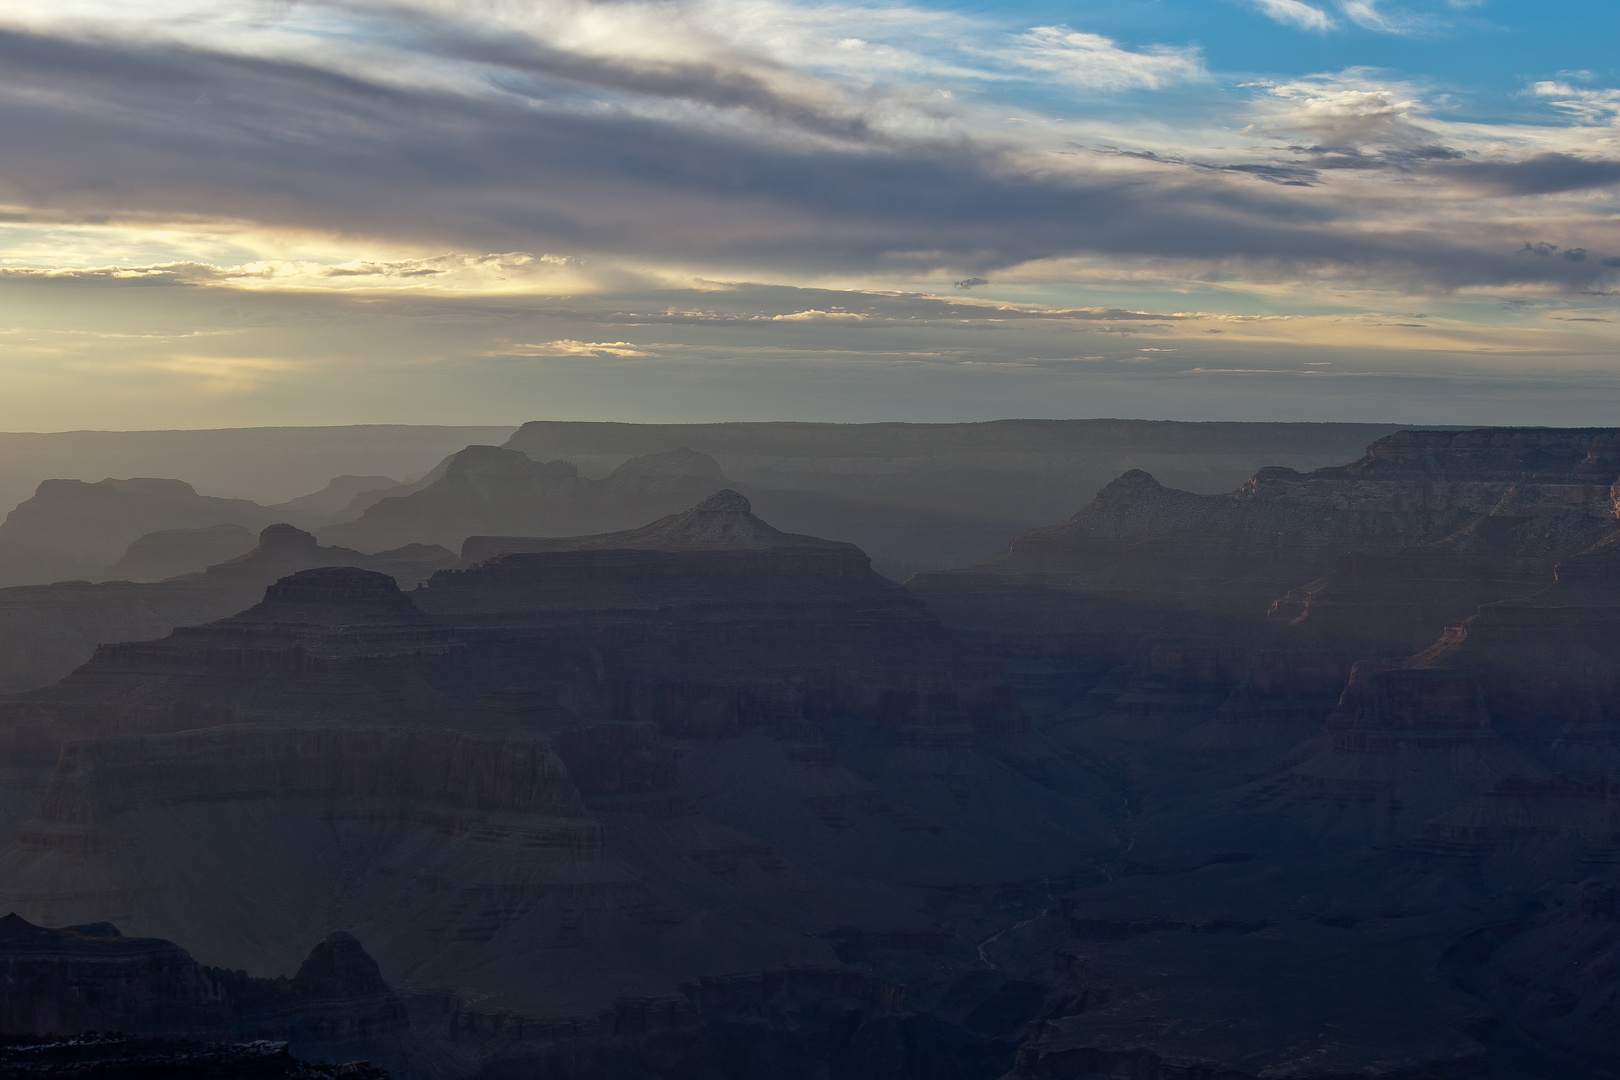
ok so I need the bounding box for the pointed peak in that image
[458,489,847,562]
[1097,470,1164,499]
[695,489,751,513]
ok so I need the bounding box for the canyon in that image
[0,422,1616,1077]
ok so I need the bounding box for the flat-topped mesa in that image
[460,489,846,564]
[4,567,469,739]
[419,503,1019,736]
[1327,427,1620,483]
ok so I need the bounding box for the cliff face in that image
[869,429,1620,1079]
[0,913,228,1039]
[0,713,651,997]
[1340,538,1620,781]
[909,428,1620,765]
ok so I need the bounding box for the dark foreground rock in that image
[0,914,408,1077]
[0,1037,387,1080]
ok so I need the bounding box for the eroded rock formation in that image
[0,526,455,697]
[0,479,288,588]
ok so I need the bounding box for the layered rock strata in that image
[1,567,470,740]
[0,526,455,697]
[418,493,1020,737]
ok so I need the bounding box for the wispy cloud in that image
[1008,27,1205,90]
[1251,0,1337,33]
[501,340,656,357]
[1336,1,1424,33]
[1533,81,1620,125]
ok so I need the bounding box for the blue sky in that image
[0,0,1615,428]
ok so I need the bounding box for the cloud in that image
[0,7,1613,302]
[1446,153,1620,196]
[1010,26,1205,90]
[768,309,868,321]
[1335,1,1426,34]
[1250,0,1337,32]
[1533,81,1620,125]
[502,340,655,357]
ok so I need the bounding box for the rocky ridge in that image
[0,502,1116,1071]
[0,525,454,698]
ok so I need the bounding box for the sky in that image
[0,0,1617,429]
